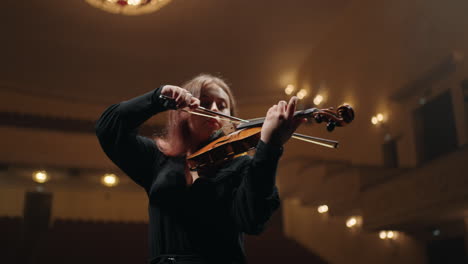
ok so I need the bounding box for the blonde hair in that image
[155,74,237,157]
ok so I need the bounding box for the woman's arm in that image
[95,86,199,190]
[95,87,166,190]
[231,140,282,235]
[231,96,305,234]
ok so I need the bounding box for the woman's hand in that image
[260,96,306,146]
[161,85,200,109]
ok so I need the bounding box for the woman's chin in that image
[206,121,221,130]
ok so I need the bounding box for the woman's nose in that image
[210,102,219,112]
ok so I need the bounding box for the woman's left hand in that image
[260,96,307,146]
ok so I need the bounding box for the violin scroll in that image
[338,105,355,124]
[294,104,355,132]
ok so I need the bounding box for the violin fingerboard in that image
[294,108,319,118]
[236,118,265,129]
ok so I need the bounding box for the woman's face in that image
[188,83,231,145]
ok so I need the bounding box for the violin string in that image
[184,108,339,148]
[169,93,341,149]
[160,94,248,123]
[194,106,250,123]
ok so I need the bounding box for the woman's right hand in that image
[161,85,200,109]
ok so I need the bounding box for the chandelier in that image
[86,0,173,15]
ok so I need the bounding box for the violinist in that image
[95,74,306,264]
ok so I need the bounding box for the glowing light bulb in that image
[285,84,295,95]
[371,116,378,125]
[376,113,384,122]
[296,89,308,99]
[379,231,387,239]
[313,95,323,105]
[32,171,49,183]
[346,217,357,228]
[387,231,394,238]
[317,205,329,214]
[128,0,142,5]
[101,173,119,187]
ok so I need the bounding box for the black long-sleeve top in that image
[95,87,282,264]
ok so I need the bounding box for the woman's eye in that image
[200,101,211,108]
[218,102,227,109]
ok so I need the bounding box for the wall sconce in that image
[32,170,50,184]
[296,89,308,99]
[346,216,362,228]
[379,230,399,240]
[313,94,324,105]
[317,205,329,214]
[371,113,385,125]
[101,173,119,187]
[284,84,295,95]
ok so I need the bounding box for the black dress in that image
[96,87,282,264]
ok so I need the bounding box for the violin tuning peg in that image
[326,121,336,132]
[315,115,323,123]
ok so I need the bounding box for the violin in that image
[159,95,354,172]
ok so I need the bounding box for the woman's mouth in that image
[206,119,221,128]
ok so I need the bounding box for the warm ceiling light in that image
[376,113,384,121]
[371,116,378,125]
[128,0,142,5]
[86,0,173,15]
[346,217,357,228]
[379,230,398,240]
[296,89,308,99]
[32,170,49,183]
[101,173,119,187]
[387,231,394,238]
[346,216,362,228]
[285,84,295,95]
[317,205,329,214]
[379,231,387,239]
[313,95,323,105]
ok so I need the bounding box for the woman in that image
[96,74,304,264]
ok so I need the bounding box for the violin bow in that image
[159,94,339,148]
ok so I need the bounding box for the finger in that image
[184,92,192,106]
[161,85,175,98]
[277,100,287,113]
[174,89,183,101]
[171,87,178,99]
[286,96,298,120]
[175,89,190,107]
[189,97,200,109]
[278,100,287,109]
[265,105,276,118]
